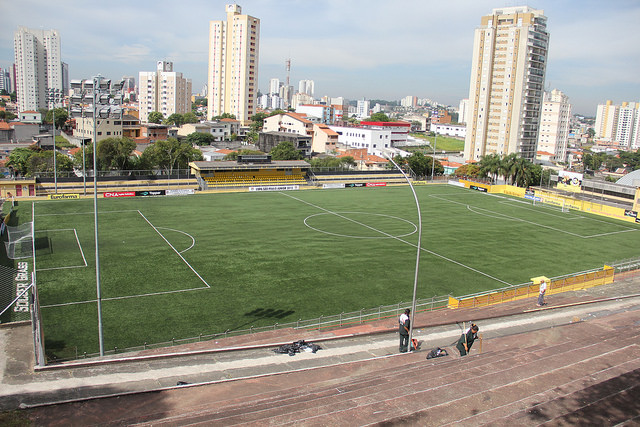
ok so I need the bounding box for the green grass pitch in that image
[27,184,640,360]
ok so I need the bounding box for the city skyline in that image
[1,0,639,116]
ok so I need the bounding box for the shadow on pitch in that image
[233,308,296,331]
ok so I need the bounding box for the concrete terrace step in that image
[128,324,640,426]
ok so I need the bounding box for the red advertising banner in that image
[103,192,135,198]
[366,182,387,187]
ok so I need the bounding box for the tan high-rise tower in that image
[207,4,260,125]
[464,6,549,162]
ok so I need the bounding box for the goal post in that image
[533,196,568,212]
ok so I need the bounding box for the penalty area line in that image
[137,210,210,288]
[40,286,211,308]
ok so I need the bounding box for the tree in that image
[245,130,259,143]
[0,111,17,121]
[212,112,235,120]
[269,141,304,160]
[163,113,185,127]
[147,111,164,124]
[185,132,216,146]
[26,151,73,175]
[96,137,136,170]
[368,112,391,122]
[405,152,430,177]
[182,112,199,124]
[44,107,69,129]
[454,163,480,178]
[7,147,38,176]
[141,138,203,174]
[73,143,93,171]
[587,128,595,139]
[478,153,502,183]
[249,112,268,132]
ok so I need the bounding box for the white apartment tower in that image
[537,89,571,162]
[595,100,640,148]
[13,26,62,113]
[464,7,549,162]
[207,4,260,124]
[269,78,280,95]
[298,79,314,97]
[139,61,192,123]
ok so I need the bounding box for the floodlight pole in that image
[431,132,437,181]
[47,89,59,193]
[386,154,422,350]
[93,75,105,357]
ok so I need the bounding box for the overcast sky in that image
[1,0,639,115]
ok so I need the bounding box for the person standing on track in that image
[398,308,410,353]
[537,279,547,306]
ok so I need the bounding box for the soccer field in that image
[30,184,640,360]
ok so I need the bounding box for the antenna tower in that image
[285,58,291,87]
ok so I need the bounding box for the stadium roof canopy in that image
[189,160,310,172]
[616,169,640,187]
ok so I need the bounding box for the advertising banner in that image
[135,190,166,197]
[366,182,387,187]
[557,170,583,192]
[103,191,135,198]
[322,183,345,189]
[48,194,80,200]
[249,185,299,192]
[166,189,195,196]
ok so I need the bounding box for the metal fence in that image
[39,256,640,364]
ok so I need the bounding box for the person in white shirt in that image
[398,309,410,352]
[537,280,547,306]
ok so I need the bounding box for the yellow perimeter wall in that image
[449,266,614,309]
[458,180,637,224]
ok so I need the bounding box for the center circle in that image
[303,212,418,239]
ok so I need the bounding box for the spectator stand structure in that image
[190,155,310,190]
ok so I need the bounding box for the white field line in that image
[34,228,88,271]
[41,286,212,308]
[280,192,513,287]
[39,211,208,308]
[157,227,196,253]
[431,194,638,239]
[33,209,140,217]
[73,228,88,266]
[137,210,210,288]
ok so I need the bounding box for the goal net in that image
[4,222,34,259]
[533,197,569,213]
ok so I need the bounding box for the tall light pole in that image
[386,153,422,350]
[69,76,122,357]
[92,75,105,356]
[47,89,61,193]
[431,132,437,181]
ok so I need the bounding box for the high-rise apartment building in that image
[207,4,259,124]
[0,68,11,93]
[464,6,549,162]
[537,89,571,162]
[594,101,618,142]
[139,61,192,123]
[269,78,280,95]
[13,26,63,112]
[298,79,314,97]
[595,101,640,149]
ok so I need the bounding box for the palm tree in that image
[478,153,501,183]
[500,153,519,185]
